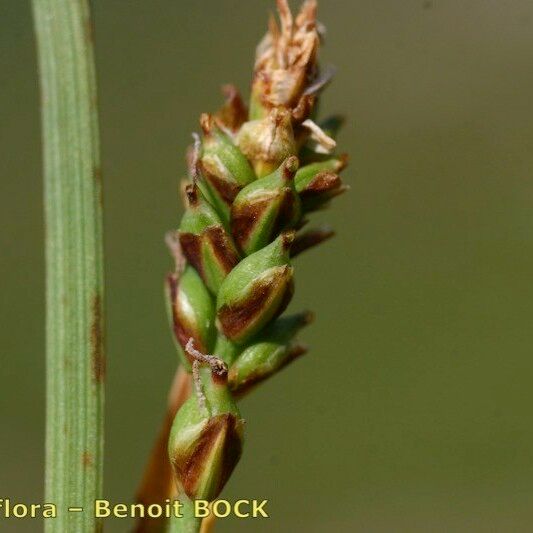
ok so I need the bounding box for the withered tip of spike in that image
[295,2,319,37]
[300,0,318,10]
[276,0,293,31]
[268,11,279,37]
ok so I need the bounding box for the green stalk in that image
[168,495,201,533]
[33,1,105,531]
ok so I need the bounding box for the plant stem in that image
[32,1,105,531]
[168,495,201,533]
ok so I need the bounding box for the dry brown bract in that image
[252,0,319,112]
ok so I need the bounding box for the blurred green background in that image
[2,0,533,531]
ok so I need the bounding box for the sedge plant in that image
[137,1,347,531]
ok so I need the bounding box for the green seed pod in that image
[199,114,256,225]
[179,183,240,295]
[165,265,216,369]
[169,341,244,502]
[229,311,313,396]
[231,156,302,255]
[295,156,349,212]
[299,171,348,212]
[294,155,347,191]
[217,232,295,344]
[236,108,296,178]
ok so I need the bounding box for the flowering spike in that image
[150,3,351,523]
[216,232,295,343]
[231,156,301,255]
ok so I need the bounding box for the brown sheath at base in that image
[200,512,217,533]
[134,366,192,532]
